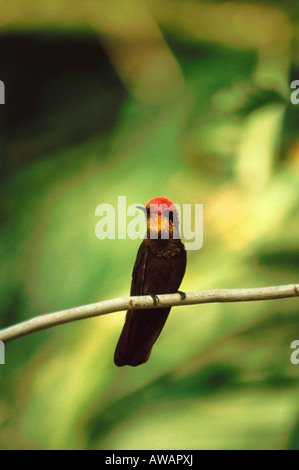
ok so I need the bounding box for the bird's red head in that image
[145,197,177,213]
[136,197,180,240]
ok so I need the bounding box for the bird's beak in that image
[136,205,147,214]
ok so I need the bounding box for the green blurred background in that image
[0,0,298,450]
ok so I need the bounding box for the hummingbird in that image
[114,197,186,366]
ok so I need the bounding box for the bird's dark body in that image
[114,238,186,367]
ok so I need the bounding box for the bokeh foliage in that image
[0,0,298,450]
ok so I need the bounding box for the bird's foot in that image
[177,291,186,301]
[145,293,160,306]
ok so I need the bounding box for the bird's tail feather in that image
[114,307,171,367]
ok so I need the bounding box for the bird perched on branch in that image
[114,197,186,367]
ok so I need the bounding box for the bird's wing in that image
[130,241,149,296]
[114,241,153,366]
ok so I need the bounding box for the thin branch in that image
[0,284,298,343]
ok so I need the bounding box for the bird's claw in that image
[177,291,186,301]
[146,293,160,306]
